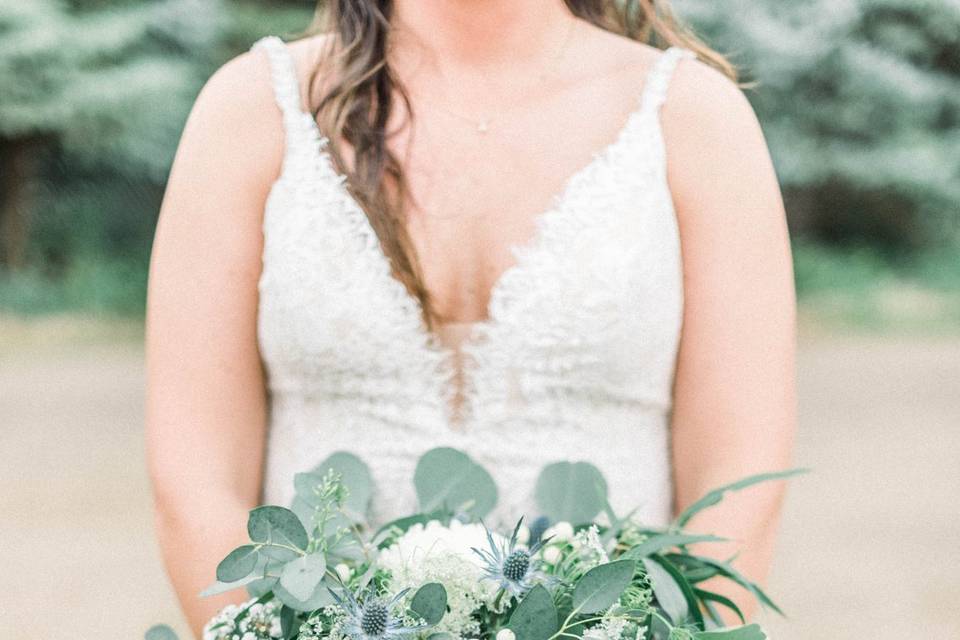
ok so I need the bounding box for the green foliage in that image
[279,553,327,601]
[410,583,448,625]
[292,451,374,533]
[673,469,808,529]
[0,0,225,174]
[534,461,608,525]
[571,559,637,614]
[694,624,766,640]
[149,447,797,640]
[413,447,498,518]
[507,584,559,640]
[144,625,178,640]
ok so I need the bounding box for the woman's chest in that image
[256,132,685,429]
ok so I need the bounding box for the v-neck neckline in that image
[257,35,687,427]
[300,84,658,360]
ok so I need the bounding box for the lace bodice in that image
[250,35,693,529]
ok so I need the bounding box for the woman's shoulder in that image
[197,32,333,118]
[173,33,336,197]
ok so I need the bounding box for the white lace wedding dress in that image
[250,35,693,530]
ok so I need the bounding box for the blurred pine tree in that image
[678,0,960,252]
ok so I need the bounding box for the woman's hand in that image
[665,56,799,624]
[145,46,285,638]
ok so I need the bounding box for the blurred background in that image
[1,0,958,639]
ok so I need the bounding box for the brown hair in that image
[299,1,736,331]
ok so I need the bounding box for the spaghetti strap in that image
[638,46,696,114]
[250,35,305,121]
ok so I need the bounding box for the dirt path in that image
[2,333,958,639]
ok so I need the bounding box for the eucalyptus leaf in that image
[572,559,636,614]
[248,506,309,551]
[694,624,767,639]
[259,544,301,563]
[274,574,337,611]
[410,582,448,625]
[280,553,328,602]
[414,448,498,518]
[427,635,455,640]
[507,584,559,640]
[534,461,608,524]
[674,469,808,528]
[216,545,260,583]
[303,451,375,520]
[622,534,727,559]
[144,624,178,640]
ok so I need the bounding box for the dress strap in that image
[638,46,696,113]
[250,35,305,120]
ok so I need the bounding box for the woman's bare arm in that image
[664,59,799,623]
[145,48,284,637]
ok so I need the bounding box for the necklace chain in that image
[418,18,579,135]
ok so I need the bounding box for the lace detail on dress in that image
[249,35,692,529]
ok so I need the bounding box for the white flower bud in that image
[497,629,517,640]
[542,545,562,565]
[335,563,352,583]
[516,524,531,545]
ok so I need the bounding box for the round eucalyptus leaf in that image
[216,545,260,583]
[144,624,179,640]
[280,553,328,602]
[259,544,301,563]
[414,448,498,518]
[410,582,447,625]
[572,559,636,614]
[311,452,374,517]
[248,506,309,550]
[507,584,559,640]
[534,461,608,524]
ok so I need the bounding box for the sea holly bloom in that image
[328,586,426,640]
[472,518,553,598]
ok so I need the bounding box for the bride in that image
[145,0,797,636]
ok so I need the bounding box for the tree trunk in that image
[0,136,39,269]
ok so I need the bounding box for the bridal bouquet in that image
[146,448,801,640]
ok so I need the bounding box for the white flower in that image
[335,563,352,583]
[542,545,562,565]
[496,629,517,640]
[544,521,574,542]
[572,524,609,569]
[379,520,508,638]
[582,617,627,640]
[203,597,283,640]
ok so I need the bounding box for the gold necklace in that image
[422,17,578,136]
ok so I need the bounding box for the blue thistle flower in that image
[471,517,553,598]
[327,585,425,640]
